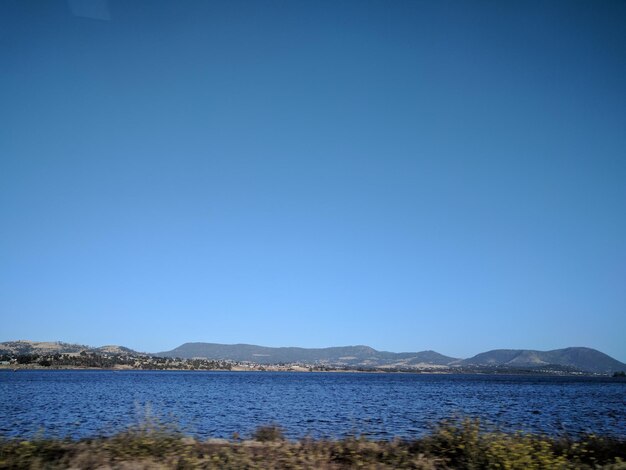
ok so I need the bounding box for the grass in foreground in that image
[1,419,625,469]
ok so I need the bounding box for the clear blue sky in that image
[1,0,625,360]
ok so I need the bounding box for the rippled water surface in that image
[1,371,624,439]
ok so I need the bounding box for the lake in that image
[1,371,624,440]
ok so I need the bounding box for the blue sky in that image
[1,0,625,360]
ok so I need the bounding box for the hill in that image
[3,340,624,374]
[155,343,457,369]
[460,347,626,374]
[0,340,142,356]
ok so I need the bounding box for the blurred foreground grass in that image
[1,419,625,469]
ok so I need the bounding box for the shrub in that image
[252,424,285,442]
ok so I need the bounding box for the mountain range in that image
[156,343,625,374]
[2,340,625,374]
[156,343,457,368]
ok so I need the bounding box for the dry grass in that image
[1,420,625,469]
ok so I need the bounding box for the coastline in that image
[0,364,618,377]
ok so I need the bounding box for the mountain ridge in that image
[1,340,625,374]
[155,342,626,374]
[460,347,625,374]
[155,342,457,368]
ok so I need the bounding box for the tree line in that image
[0,351,233,370]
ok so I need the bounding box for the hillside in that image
[460,347,626,374]
[156,343,457,368]
[157,343,626,373]
[3,340,624,374]
[0,340,142,357]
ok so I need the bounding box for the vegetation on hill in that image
[157,342,626,373]
[461,347,626,374]
[155,342,458,367]
[3,341,625,374]
[0,351,233,371]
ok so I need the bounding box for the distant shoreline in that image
[1,364,619,377]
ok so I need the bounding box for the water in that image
[1,371,624,440]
